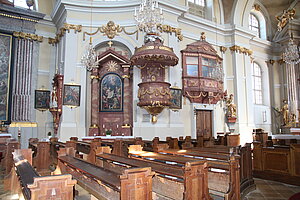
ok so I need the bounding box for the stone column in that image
[89,68,99,136]
[122,64,132,136]
[286,63,299,122]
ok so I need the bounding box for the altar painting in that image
[0,33,12,122]
[100,74,123,111]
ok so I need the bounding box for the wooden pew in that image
[57,147,154,200]
[28,139,52,174]
[4,149,76,200]
[0,141,20,174]
[96,146,211,200]
[129,146,240,200]
[158,144,254,198]
[253,142,300,186]
[143,137,169,152]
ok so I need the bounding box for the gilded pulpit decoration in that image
[131,0,179,123]
[100,74,123,112]
[0,33,12,123]
[181,32,224,104]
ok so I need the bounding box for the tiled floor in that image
[244,178,300,200]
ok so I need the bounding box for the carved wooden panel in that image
[263,150,290,173]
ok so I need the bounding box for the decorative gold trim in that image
[90,75,99,80]
[157,24,183,41]
[48,23,82,45]
[220,46,227,53]
[121,124,131,128]
[90,124,99,128]
[122,75,130,79]
[0,12,38,22]
[13,31,43,42]
[83,21,183,42]
[229,45,252,56]
[83,21,139,41]
[10,122,38,127]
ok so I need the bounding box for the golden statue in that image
[226,94,237,118]
[276,8,296,32]
[280,100,289,126]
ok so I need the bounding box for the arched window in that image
[252,62,263,104]
[249,14,260,37]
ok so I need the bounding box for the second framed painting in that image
[63,84,81,107]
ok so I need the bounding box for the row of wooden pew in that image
[2,136,254,199]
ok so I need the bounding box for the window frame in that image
[184,54,218,79]
[252,62,263,105]
[249,13,260,38]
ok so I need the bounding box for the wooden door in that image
[196,110,212,139]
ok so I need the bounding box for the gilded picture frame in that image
[100,73,123,112]
[63,84,81,107]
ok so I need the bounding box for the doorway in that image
[196,110,213,139]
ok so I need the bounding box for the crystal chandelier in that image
[134,0,163,34]
[81,38,98,71]
[283,35,300,65]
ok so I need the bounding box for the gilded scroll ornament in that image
[13,32,43,42]
[156,24,183,41]
[48,23,82,45]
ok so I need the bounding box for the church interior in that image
[0,0,300,199]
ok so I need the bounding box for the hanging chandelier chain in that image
[81,0,99,71]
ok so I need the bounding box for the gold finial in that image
[108,40,113,47]
[200,32,206,41]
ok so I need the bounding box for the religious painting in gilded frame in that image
[63,84,81,107]
[0,33,13,123]
[34,90,50,111]
[169,87,182,110]
[100,73,123,112]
